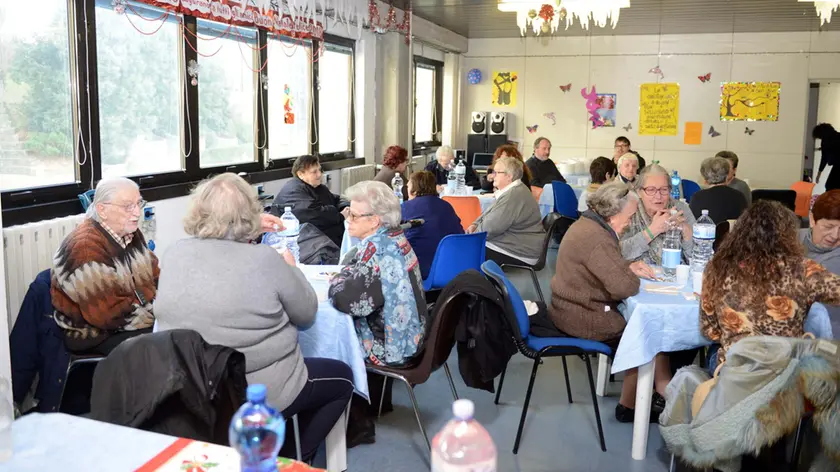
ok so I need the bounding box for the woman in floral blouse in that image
[701,200,840,369]
[328,181,427,446]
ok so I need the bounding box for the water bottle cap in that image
[701,209,709,215]
[246,384,267,403]
[452,399,474,420]
[284,206,292,212]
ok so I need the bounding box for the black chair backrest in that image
[751,189,797,211]
[714,221,730,251]
[534,213,576,270]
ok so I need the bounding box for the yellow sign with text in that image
[639,83,680,136]
[719,82,780,121]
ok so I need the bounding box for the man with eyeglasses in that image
[613,136,646,170]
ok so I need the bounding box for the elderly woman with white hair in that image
[620,164,695,266]
[328,180,427,444]
[52,177,157,354]
[532,182,672,422]
[689,156,748,222]
[616,152,640,184]
[424,144,479,187]
[155,173,353,462]
[467,156,544,265]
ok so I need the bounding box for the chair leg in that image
[402,378,431,451]
[528,267,545,304]
[494,363,508,405]
[513,357,541,455]
[669,453,677,472]
[292,414,302,462]
[790,416,808,472]
[583,354,607,452]
[561,356,573,404]
[443,363,459,401]
[377,376,388,418]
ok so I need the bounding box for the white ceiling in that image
[402,0,840,38]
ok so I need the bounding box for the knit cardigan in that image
[51,218,158,350]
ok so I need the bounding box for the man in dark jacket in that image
[814,123,840,191]
[272,155,349,246]
[525,137,565,188]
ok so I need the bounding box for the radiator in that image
[339,164,375,192]
[3,214,85,329]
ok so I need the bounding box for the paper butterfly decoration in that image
[622,123,632,132]
[698,73,711,83]
[744,127,755,135]
[559,83,572,93]
[708,126,721,137]
[648,66,664,80]
[526,124,539,134]
[543,112,557,126]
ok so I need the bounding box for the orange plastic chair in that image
[442,196,483,230]
[790,181,816,218]
[531,186,544,201]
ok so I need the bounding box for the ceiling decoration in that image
[497,0,629,36]
[799,0,840,24]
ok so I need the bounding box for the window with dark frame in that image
[0,0,358,227]
[412,56,443,153]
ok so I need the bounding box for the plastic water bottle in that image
[691,209,716,275]
[230,384,286,472]
[670,171,682,200]
[392,173,404,204]
[455,159,467,195]
[432,399,497,472]
[280,207,300,264]
[662,209,682,281]
[447,168,457,195]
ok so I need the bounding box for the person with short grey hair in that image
[156,172,354,462]
[328,180,428,442]
[539,181,670,423]
[525,136,566,188]
[467,156,545,265]
[52,176,157,354]
[689,157,748,222]
[425,144,479,187]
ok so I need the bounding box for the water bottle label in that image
[692,225,715,239]
[662,248,681,269]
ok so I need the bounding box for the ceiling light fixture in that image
[799,0,839,25]
[497,0,630,36]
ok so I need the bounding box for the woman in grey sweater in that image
[801,190,840,336]
[154,173,353,462]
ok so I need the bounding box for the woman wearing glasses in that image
[52,177,158,354]
[620,164,695,266]
[328,181,428,445]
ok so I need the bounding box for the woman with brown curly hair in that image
[701,200,840,369]
[374,145,409,200]
[480,144,532,192]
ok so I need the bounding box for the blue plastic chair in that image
[551,181,579,219]
[78,189,95,211]
[422,232,487,291]
[681,179,701,203]
[482,260,612,453]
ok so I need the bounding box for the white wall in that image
[462,32,840,189]
[818,82,840,128]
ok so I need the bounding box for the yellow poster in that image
[491,71,518,107]
[720,82,780,121]
[639,83,680,136]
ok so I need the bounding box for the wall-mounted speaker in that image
[470,111,487,135]
[489,112,507,135]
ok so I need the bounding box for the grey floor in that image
[316,248,676,472]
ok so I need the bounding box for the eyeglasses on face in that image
[104,200,146,212]
[346,211,375,222]
[640,186,670,196]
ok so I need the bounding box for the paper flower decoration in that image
[467,69,482,85]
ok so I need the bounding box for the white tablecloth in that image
[298,265,368,401]
[612,279,834,374]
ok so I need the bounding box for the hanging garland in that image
[368,0,411,44]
